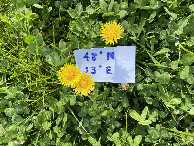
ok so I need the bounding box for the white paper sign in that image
[73,46,136,83]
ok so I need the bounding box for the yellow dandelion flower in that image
[100,21,124,45]
[58,63,81,87]
[73,71,95,96]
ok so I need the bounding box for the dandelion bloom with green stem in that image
[100,21,124,45]
[73,71,95,96]
[57,63,81,87]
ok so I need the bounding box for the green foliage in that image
[0,0,193,145]
[129,106,152,125]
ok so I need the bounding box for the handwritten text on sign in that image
[73,46,136,83]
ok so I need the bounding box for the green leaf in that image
[95,88,110,100]
[137,19,146,37]
[83,118,89,127]
[180,66,189,79]
[108,0,114,12]
[102,12,114,17]
[56,114,63,125]
[175,18,188,35]
[69,95,76,105]
[59,39,68,52]
[88,137,97,145]
[129,110,141,121]
[145,97,153,104]
[0,128,4,137]
[39,46,52,56]
[148,127,160,139]
[148,12,156,23]
[117,10,127,18]
[24,36,34,44]
[100,110,108,116]
[8,141,19,146]
[127,135,133,145]
[181,53,194,65]
[68,3,83,18]
[0,13,9,23]
[4,108,16,117]
[36,114,45,125]
[114,121,121,128]
[171,60,178,70]
[146,51,161,65]
[160,30,167,39]
[12,114,23,123]
[63,114,67,126]
[86,5,95,15]
[130,24,138,36]
[76,3,83,16]
[6,130,18,138]
[161,129,171,138]
[122,20,129,32]
[111,132,121,145]
[133,135,142,145]
[134,0,148,7]
[28,43,36,55]
[145,135,158,143]
[138,120,152,125]
[170,98,182,104]
[154,71,170,84]
[99,0,108,13]
[32,29,43,45]
[186,74,194,84]
[153,48,170,56]
[88,136,100,145]
[7,124,17,131]
[33,4,43,9]
[121,95,129,108]
[188,108,194,115]
[26,123,33,131]
[141,106,148,121]
[30,13,39,19]
[164,7,177,19]
[187,40,194,47]
[46,52,65,67]
[189,4,194,11]
[148,109,158,122]
[90,116,101,125]
[137,84,143,90]
[42,121,51,131]
[121,2,128,9]
[0,137,11,144]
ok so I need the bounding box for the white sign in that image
[73,46,136,83]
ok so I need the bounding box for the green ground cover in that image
[0,0,193,145]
